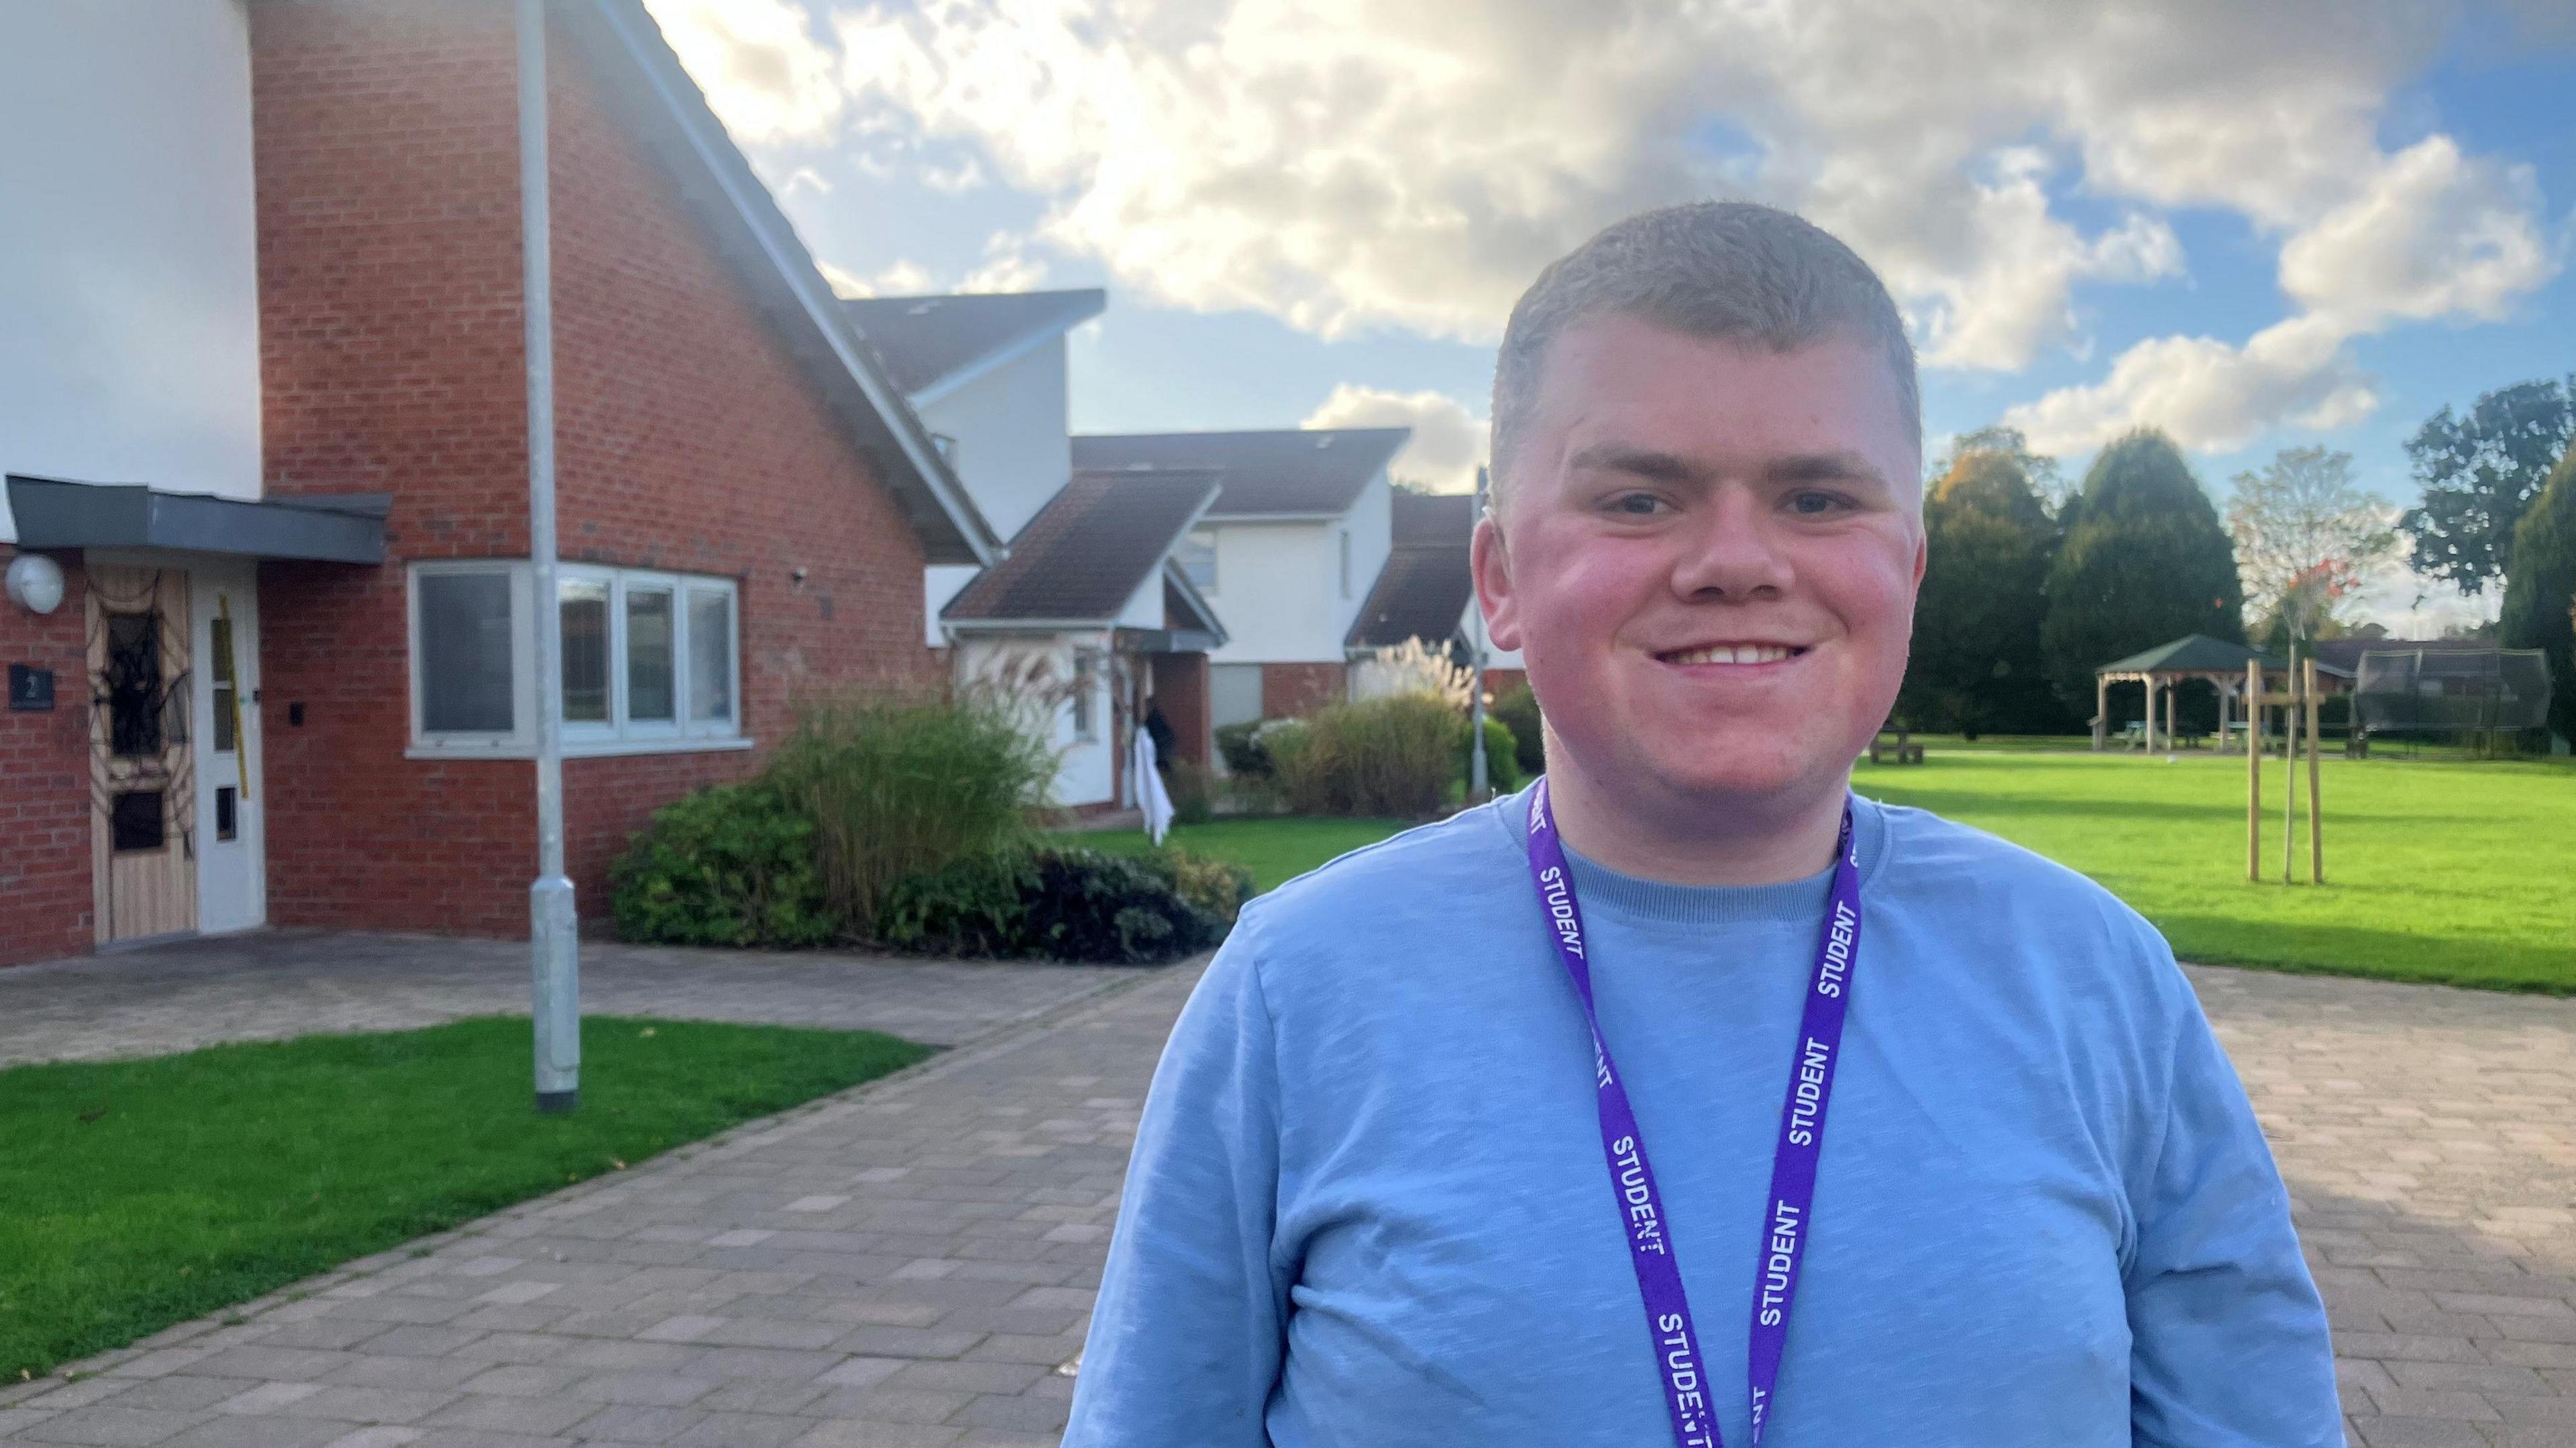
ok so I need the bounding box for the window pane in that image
[419,571,515,734]
[688,588,734,724]
[209,616,237,752]
[627,588,675,722]
[1178,531,1217,591]
[105,612,166,757]
[560,579,610,724]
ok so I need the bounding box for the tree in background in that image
[2041,430,2245,722]
[1939,424,2071,514]
[1897,437,2070,736]
[2226,447,2397,655]
[2498,443,2576,743]
[2399,376,2575,596]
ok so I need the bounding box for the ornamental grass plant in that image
[1273,693,1464,818]
[765,689,1057,940]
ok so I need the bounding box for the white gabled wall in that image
[0,0,262,543]
[952,630,1118,809]
[1334,470,1395,650]
[1201,521,1331,663]
[1197,465,1398,666]
[917,345,1073,645]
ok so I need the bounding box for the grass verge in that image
[0,1015,930,1381]
[1071,752,2575,993]
[1057,816,1415,892]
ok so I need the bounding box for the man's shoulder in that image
[1233,799,1525,951]
[1864,796,2164,957]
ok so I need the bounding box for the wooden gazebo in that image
[2092,634,2286,753]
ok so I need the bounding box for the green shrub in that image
[1022,850,1224,963]
[1462,715,1523,795]
[767,691,1055,938]
[877,851,1036,956]
[1134,846,1256,925]
[1490,683,1548,777]
[1274,694,1463,818]
[608,783,838,948]
[875,845,1238,964]
[1215,720,1271,777]
[1166,759,1218,826]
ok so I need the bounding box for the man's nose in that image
[1668,488,1794,601]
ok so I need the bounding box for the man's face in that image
[1476,313,1925,812]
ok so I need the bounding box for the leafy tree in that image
[2399,376,2575,595]
[2041,430,2245,720]
[1898,443,2070,736]
[2498,443,2576,742]
[1935,425,2070,515]
[2226,447,2396,650]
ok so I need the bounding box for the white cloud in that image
[661,0,2559,459]
[2008,135,2559,453]
[820,257,935,298]
[957,231,1051,292]
[2279,135,2557,331]
[641,0,843,146]
[2002,315,2377,455]
[1303,385,1488,494]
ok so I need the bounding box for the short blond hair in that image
[1489,202,1918,506]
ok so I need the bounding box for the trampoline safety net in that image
[2352,649,2553,733]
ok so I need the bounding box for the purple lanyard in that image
[1523,778,1863,1448]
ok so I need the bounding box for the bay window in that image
[410,561,743,756]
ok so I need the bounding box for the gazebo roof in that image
[2096,634,2286,677]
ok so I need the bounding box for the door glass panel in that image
[105,614,166,757]
[560,579,610,724]
[211,616,237,753]
[688,588,733,725]
[627,588,675,722]
[419,571,515,734]
[215,786,238,842]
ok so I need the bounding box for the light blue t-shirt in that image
[1065,785,2341,1447]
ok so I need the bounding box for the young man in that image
[1064,203,2340,1447]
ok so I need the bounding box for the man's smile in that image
[1652,641,1812,667]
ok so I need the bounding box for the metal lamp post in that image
[519,0,579,1114]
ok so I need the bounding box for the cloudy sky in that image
[646,0,2574,627]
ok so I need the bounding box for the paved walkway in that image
[0,931,1133,1065]
[3,950,2573,1446]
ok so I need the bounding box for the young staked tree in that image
[2400,375,2575,596]
[2041,429,2245,718]
[1898,437,2068,736]
[2498,442,2576,743]
[2226,447,2397,653]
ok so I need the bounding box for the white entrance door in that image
[192,563,265,934]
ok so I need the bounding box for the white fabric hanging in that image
[1132,724,1175,844]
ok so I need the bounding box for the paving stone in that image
[13,950,2574,1447]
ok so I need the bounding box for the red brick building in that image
[0,0,995,965]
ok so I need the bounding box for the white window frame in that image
[408,561,748,759]
[408,560,536,755]
[1069,648,1103,743]
[1178,528,1218,594]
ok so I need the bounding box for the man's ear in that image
[1472,513,1523,653]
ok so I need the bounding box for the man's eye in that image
[1789,491,1847,515]
[1611,493,1666,516]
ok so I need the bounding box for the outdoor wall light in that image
[5,554,64,615]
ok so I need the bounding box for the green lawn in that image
[1065,816,1415,891]
[0,1016,930,1381]
[1069,751,2575,993]
[1854,748,2574,991]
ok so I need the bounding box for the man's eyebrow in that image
[1564,443,1699,483]
[1765,451,1888,488]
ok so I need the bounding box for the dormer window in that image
[1177,529,1218,592]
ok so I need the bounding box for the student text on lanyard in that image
[1523,777,1863,1448]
